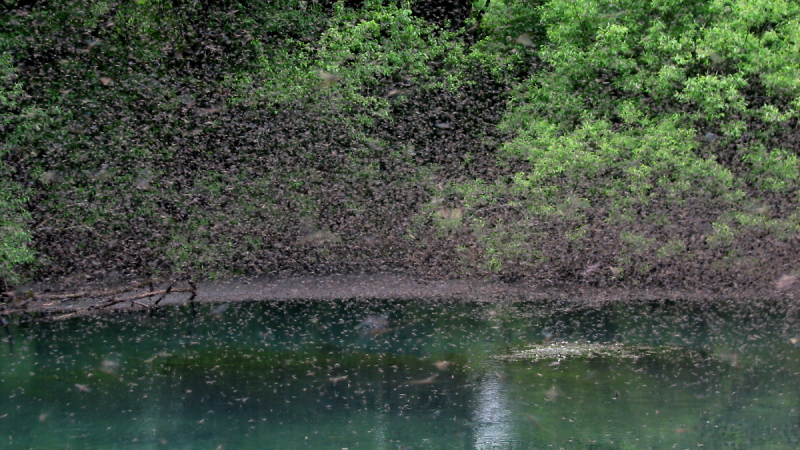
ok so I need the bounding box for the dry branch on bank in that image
[0,279,197,318]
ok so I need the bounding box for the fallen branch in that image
[90,287,194,310]
[2,277,198,317]
[30,279,161,302]
[91,297,125,309]
[153,284,174,307]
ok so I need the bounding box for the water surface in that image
[1,298,798,448]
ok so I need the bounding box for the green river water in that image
[1,297,798,449]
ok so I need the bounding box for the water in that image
[1,298,799,449]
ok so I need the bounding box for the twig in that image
[127,287,192,301]
[152,284,174,307]
[92,297,126,309]
[91,287,193,309]
[187,278,198,303]
[34,279,158,302]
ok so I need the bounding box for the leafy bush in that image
[448,0,800,284]
[0,53,35,287]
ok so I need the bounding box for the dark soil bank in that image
[4,273,798,319]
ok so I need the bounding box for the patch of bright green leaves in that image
[232,0,468,117]
[452,0,800,278]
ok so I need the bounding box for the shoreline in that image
[3,273,795,318]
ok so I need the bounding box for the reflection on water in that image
[1,297,799,448]
[474,375,513,449]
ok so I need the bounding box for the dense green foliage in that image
[0,52,35,286]
[0,0,798,289]
[451,0,800,283]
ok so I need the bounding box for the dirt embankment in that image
[3,273,797,319]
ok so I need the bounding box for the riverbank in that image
[3,273,796,319]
